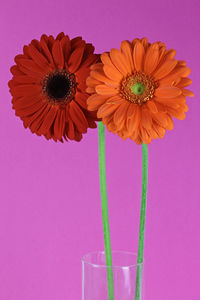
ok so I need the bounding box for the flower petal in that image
[97,103,119,118]
[87,94,109,111]
[75,92,88,109]
[177,78,192,88]
[90,70,118,87]
[52,40,64,69]
[120,41,134,72]
[69,101,88,133]
[182,89,194,97]
[146,100,158,113]
[60,36,71,64]
[141,107,152,129]
[110,48,130,75]
[103,65,123,82]
[28,44,50,70]
[96,85,118,95]
[68,47,85,73]
[153,60,177,80]
[37,105,58,134]
[155,87,182,98]
[113,102,129,130]
[101,52,114,67]
[133,41,145,71]
[40,36,54,66]
[144,43,159,74]
[152,112,168,128]
[127,105,140,134]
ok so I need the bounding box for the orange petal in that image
[159,74,181,87]
[157,46,167,66]
[90,62,104,71]
[166,107,186,120]
[180,103,189,112]
[127,105,140,134]
[144,43,159,74]
[96,85,118,95]
[120,41,134,72]
[153,59,177,80]
[152,122,166,138]
[97,103,119,118]
[141,37,149,51]
[168,66,191,79]
[154,97,181,109]
[113,102,129,130]
[110,48,130,75]
[140,127,152,144]
[101,52,115,67]
[164,49,176,60]
[146,100,158,113]
[182,89,194,97]
[86,87,96,94]
[177,78,192,88]
[155,87,182,98]
[86,76,101,87]
[133,41,145,72]
[103,65,123,82]
[141,107,152,129]
[87,94,109,111]
[90,70,118,87]
[152,112,169,128]
[126,103,137,119]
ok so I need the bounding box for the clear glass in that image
[82,251,144,300]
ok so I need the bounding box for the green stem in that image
[135,143,148,300]
[98,122,114,300]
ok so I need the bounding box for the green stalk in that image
[135,143,148,300]
[98,121,114,300]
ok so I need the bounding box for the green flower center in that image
[120,72,157,105]
[131,82,145,95]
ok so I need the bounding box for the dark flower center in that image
[42,71,77,104]
[46,74,71,100]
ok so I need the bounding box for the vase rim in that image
[81,250,144,269]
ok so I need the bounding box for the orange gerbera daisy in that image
[9,33,99,142]
[86,38,194,144]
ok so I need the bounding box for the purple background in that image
[0,0,199,299]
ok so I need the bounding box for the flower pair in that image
[9,33,194,144]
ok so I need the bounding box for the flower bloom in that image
[9,33,99,142]
[86,38,194,144]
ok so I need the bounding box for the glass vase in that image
[82,251,144,300]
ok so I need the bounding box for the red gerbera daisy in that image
[9,32,99,142]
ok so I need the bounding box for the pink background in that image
[0,0,199,299]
